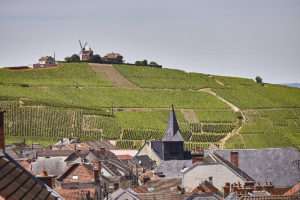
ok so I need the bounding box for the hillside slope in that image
[0,63,299,150]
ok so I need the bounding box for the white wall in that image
[136,143,161,165]
[183,163,245,191]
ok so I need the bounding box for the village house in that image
[204,148,300,189]
[182,149,253,192]
[28,56,56,68]
[104,52,123,63]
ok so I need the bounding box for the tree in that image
[70,54,80,62]
[89,54,101,63]
[141,60,148,66]
[135,60,148,66]
[149,61,158,66]
[64,57,71,62]
[255,76,262,83]
[135,61,142,65]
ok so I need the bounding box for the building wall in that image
[163,142,184,160]
[183,163,245,191]
[136,143,161,165]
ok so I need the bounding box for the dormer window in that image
[72,174,78,180]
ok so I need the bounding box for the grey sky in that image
[1,0,299,83]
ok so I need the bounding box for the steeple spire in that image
[162,105,184,142]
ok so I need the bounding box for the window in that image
[72,174,78,180]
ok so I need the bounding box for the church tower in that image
[161,105,185,160]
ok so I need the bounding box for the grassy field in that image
[0,63,113,87]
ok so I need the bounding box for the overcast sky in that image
[0,0,299,84]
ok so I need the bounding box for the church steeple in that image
[162,105,184,142]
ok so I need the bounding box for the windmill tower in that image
[79,40,93,61]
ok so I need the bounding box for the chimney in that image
[37,170,53,188]
[255,182,263,191]
[0,110,5,153]
[99,147,105,156]
[264,182,273,193]
[93,161,100,182]
[150,140,156,149]
[191,148,204,164]
[230,151,239,168]
[223,182,230,197]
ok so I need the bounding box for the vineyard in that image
[0,62,299,150]
[0,63,112,87]
[0,85,229,109]
[213,84,300,109]
[114,64,223,89]
[0,101,121,140]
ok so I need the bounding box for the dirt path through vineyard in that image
[181,109,199,123]
[89,63,140,89]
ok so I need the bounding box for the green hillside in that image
[0,63,299,150]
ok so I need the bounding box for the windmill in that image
[79,40,93,61]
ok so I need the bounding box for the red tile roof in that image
[118,155,132,160]
[285,183,300,195]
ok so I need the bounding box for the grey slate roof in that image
[154,159,193,177]
[185,193,222,200]
[31,157,67,176]
[204,148,300,188]
[134,155,156,170]
[182,153,253,181]
[162,106,184,142]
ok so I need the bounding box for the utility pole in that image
[111,102,114,115]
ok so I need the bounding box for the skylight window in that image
[72,174,78,180]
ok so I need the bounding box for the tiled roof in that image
[211,152,253,181]
[0,152,63,200]
[118,155,132,160]
[39,56,53,61]
[154,159,193,177]
[142,177,182,193]
[185,193,221,200]
[31,157,67,176]
[104,52,123,59]
[129,186,149,193]
[134,155,156,170]
[162,106,184,142]
[37,150,75,157]
[239,195,298,200]
[205,148,300,187]
[284,183,300,195]
[56,162,93,182]
[136,192,188,200]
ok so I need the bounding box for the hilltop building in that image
[81,45,93,61]
[28,56,56,68]
[104,52,123,63]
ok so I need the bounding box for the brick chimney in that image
[191,147,204,164]
[0,110,5,153]
[223,182,230,196]
[93,161,100,182]
[37,170,53,188]
[230,151,239,168]
[99,147,105,156]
